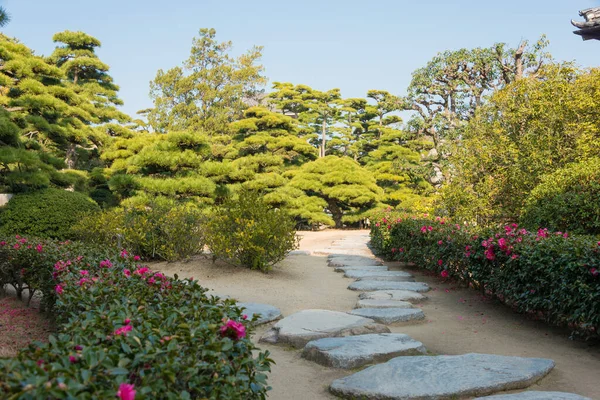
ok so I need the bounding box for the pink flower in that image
[99,259,113,268]
[591,268,599,277]
[74,345,83,351]
[220,319,246,340]
[117,383,136,400]
[134,267,149,276]
[484,248,495,261]
[133,255,141,261]
[154,273,164,280]
[147,277,156,285]
[242,314,248,320]
[391,248,397,253]
[511,254,519,260]
[420,226,427,233]
[441,270,449,278]
[69,355,77,363]
[124,318,131,325]
[120,249,129,258]
[123,269,131,277]
[80,270,89,276]
[375,223,380,227]
[399,248,404,252]
[427,226,433,231]
[114,325,133,336]
[438,260,443,266]
[13,243,20,250]
[55,284,64,295]
[78,278,89,286]
[36,244,43,253]
[498,238,508,251]
[438,240,443,245]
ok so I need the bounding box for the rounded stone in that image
[236,302,282,325]
[355,299,414,309]
[359,290,428,303]
[350,308,425,324]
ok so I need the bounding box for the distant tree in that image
[148,28,266,134]
[0,6,10,27]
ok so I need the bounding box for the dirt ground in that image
[0,296,53,358]
[153,230,600,400]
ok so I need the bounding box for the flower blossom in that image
[55,284,64,295]
[220,319,246,340]
[117,383,136,400]
[441,270,449,278]
[99,259,113,268]
[114,325,133,336]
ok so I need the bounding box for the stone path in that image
[236,302,282,325]
[254,233,586,399]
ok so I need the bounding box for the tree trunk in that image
[327,199,343,228]
[321,118,326,157]
[65,143,77,169]
[514,42,526,80]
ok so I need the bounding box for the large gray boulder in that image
[355,299,414,309]
[350,307,425,324]
[475,392,592,400]
[302,333,426,369]
[236,302,282,325]
[359,289,428,303]
[349,280,430,292]
[334,265,389,273]
[259,309,390,348]
[330,353,555,400]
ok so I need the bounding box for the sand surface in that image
[153,230,600,400]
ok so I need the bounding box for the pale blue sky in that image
[2,0,599,116]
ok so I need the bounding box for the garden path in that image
[154,230,600,400]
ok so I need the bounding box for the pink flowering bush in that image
[371,212,600,337]
[0,238,273,399]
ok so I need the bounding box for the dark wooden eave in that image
[572,7,600,41]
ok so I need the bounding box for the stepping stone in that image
[288,250,311,256]
[349,280,430,292]
[334,265,389,273]
[328,256,383,267]
[359,289,427,303]
[475,392,592,400]
[259,309,390,348]
[330,353,555,400]
[302,333,426,369]
[355,299,414,309]
[236,302,282,325]
[344,270,413,280]
[350,308,425,324]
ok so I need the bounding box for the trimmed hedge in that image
[521,158,600,236]
[0,188,100,240]
[0,236,273,399]
[371,213,600,337]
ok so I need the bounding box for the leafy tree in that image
[148,28,266,134]
[271,156,383,228]
[0,6,10,27]
[438,64,598,224]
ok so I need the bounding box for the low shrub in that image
[206,190,298,272]
[0,237,273,399]
[521,158,600,236]
[0,188,100,240]
[371,212,600,337]
[72,201,205,261]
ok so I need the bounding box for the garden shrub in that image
[72,201,205,261]
[205,190,298,271]
[0,236,273,399]
[0,188,100,240]
[521,158,600,235]
[371,212,600,337]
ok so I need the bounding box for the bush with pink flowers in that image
[371,213,600,337]
[0,236,273,399]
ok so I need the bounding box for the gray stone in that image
[328,256,383,267]
[259,309,390,348]
[348,280,430,292]
[288,250,311,256]
[359,289,428,303]
[302,333,426,369]
[355,299,414,309]
[344,270,413,280]
[330,353,555,400]
[350,308,425,324]
[334,265,389,273]
[236,302,282,325]
[475,392,592,400]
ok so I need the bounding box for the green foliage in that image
[0,237,273,398]
[0,188,99,240]
[72,201,205,261]
[274,156,383,227]
[206,190,298,271]
[521,158,600,235]
[0,6,10,27]
[371,213,600,338]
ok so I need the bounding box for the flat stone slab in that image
[355,275,416,282]
[302,333,426,369]
[334,265,389,273]
[359,290,428,303]
[288,250,311,256]
[344,270,413,280]
[328,256,383,267]
[349,280,430,292]
[330,353,555,400]
[259,309,390,348]
[236,302,282,325]
[475,392,592,400]
[350,308,425,324]
[356,299,414,309]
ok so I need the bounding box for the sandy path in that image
[153,230,600,400]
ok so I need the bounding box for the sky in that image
[2,0,600,117]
